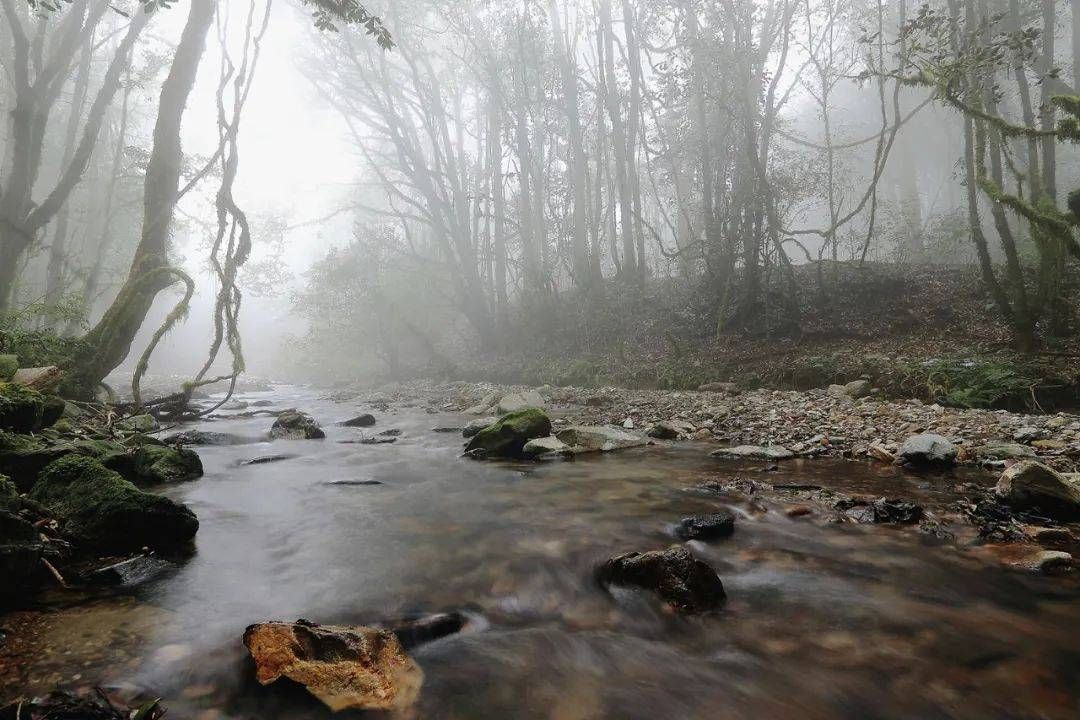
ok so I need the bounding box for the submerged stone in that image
[243,619,422,712]
[464,408,552,458]
[676,510,736,540]
[597,545,726,613]
[710,445,794,460]
[341,413,376,427]
[30,455,198,553]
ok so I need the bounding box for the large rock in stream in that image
[243,619,423,712]
[596,545,726,613]
[29,455,198,553]
[554,425,647,453]
[270,411,325,440]
[464,409,552,458]
[896,433,957,466]
[995,461,1080,520]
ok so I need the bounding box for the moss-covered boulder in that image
[0,431,71,491]
[0,382,45,433]
[125,445,203,484]
[30,456,198,553]
[463,408,552,458]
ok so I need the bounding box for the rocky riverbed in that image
[1,379,1078,718]
[328,379,1080,472]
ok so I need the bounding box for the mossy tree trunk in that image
[75,0,216,389]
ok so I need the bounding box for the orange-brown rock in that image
[242,619,422,712]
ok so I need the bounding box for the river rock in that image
[390,612,468,649]
[465,392,499,415]
[995,461,1080,519]
[710,444,794,460]
[29,455,198,553]
[341,413,376,427]
[496,390,545,414]
[647,420,693,440]
[835,497,923,524]
[462,417,497,438]
[676,510,736,540]
[973,442,1037,463]
[464,409,552,458]
[554,425,647,453]
[123,445,203,484]
[243,619,422,712]
[596,545,726,613]
[896,433,957,466]
[270,411,325,440]
[522,435,570,458]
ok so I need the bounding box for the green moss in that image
[128,445,203,484]
[0,382,45,433]
[31,455,198,553]
[0,355,16,381]
[464,408,552,457]
[0,431,69,491]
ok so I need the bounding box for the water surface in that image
[2,385,1077,719]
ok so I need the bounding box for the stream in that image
[2,385,1078,719]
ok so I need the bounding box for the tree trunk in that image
[76,0,215,388]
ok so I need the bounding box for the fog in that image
[2,0,1079,391]
[4,2,1080,716]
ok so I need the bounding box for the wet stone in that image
[676,510,736,540]
[596,545,726,613]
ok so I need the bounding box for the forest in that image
[0,1,1079,718]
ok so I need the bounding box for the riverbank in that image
[328,379,1080,473]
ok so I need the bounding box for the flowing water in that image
[2,386,1078,719]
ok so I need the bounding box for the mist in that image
[1,0,1079,717]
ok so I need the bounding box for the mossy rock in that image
[464,408,552,458]
[122,445,203,485]
[40,396,66,429]
[0,432,71,491]
[0,382,45,433]
[30,456,198,554]
[0,355,17,381]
